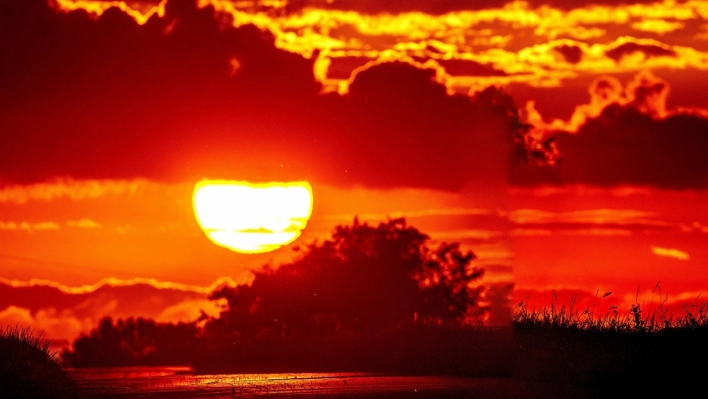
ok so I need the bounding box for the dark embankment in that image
[1,325,80,399]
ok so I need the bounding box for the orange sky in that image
[1,0,707,347]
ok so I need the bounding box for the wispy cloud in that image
[509,208,662,225]
[430,229,505,240]
[506,207,687,236]
[67,218,101,229]
[511,228,553,236]
[631,19,686,34]
[0,178,147,204]
[0,276,245,295]
[324,207,496,222]
[509,185,653,197]
[652,246,690,260]
[558,228,633,236]
[53,0,165,25]
[0,221,61,232]
[0,305,95,349]
[679,222,708,234]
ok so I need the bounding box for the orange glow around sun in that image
[192,180,313,253]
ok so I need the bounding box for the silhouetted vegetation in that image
[193,218,506,373]
[207,218,485,331]
[62,317,200,367]
[62,218,708,396]
[64,218,511,374]
[513,295,708,396]
[1,325,79,399]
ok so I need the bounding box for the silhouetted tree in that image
[416,242,485,322]
[206,218,486,342]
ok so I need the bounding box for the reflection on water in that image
[68,366,194,380]
[67,366,600,398]
[68,367,470,397]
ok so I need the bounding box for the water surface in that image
[68,366,601,398]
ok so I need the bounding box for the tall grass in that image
[1,324,56,357]
[512,288,708,332]
[512,289,708,396]
[0,325,79,399]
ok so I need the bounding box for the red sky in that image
[1,0,707,347]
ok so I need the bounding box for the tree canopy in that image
[206,218,486,340]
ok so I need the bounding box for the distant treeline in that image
[62,317,199,367]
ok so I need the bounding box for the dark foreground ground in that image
[68,367,604,399]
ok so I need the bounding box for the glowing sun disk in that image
[193,180,313,253]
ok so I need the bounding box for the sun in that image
[193,180,313,253]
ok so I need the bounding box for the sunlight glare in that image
[193,180,313,253]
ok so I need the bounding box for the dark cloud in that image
[319,62,513,189]
[326,56,373,80]
[605,42,676,62]
[0,281,205,317]
[284,0,511,15]
[436,59,508,77]
[0,0,513,191]
[554,45,583,64]
[510,106,708,189]
[47,0,665,16]
[283,0,662,15]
